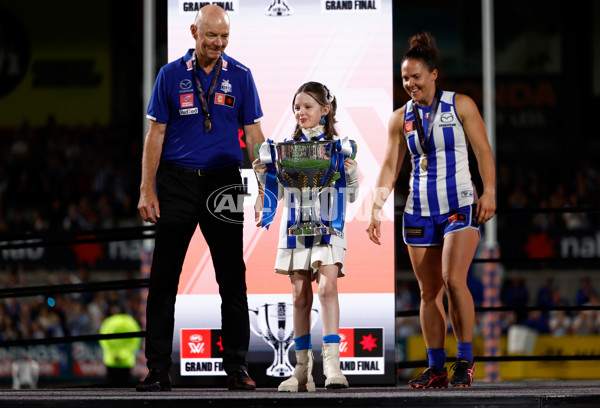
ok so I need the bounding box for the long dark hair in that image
[291,81,338,141]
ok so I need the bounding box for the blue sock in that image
[457,342,473,362]
[294,334,312,350]
[426,348,446,370]
[322,334,341,344]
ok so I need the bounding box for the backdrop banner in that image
[167,0,395,386]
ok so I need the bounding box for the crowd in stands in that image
[496,158,600,259]
[0,266,145,342]
[0,117,141,237]
[395,273,600,342]
[0,118,144,343]
[501,275,600,336]
[497,158,600,227]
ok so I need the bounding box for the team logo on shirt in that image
[404,121,413,133]
[220,79,232,93]
[215,93,235,108]
[180,93,194,108]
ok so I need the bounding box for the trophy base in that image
[266,364,294,377]
[266,8,291,17]
[288,223,329,236]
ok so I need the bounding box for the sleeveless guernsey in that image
[403,90,478,216]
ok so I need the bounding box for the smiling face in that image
[293,92,330,129]
[191,6,230,65]
[401,58,438,106]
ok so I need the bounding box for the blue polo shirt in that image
[147,49,263,168]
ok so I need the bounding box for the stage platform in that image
[1,381,599,408]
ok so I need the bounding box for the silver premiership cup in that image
[256,139,356,236]
[276,140,340,236]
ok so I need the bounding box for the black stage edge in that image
[1,381,600,408]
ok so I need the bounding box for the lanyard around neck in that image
[412,89,440,154]
[192,55,223,132]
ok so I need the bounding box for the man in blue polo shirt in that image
[136,4,264,392]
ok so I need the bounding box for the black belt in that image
[161,162,240,177]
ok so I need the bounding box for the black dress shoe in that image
[227,369,256,391]
[136,369,172,392]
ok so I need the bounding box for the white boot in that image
[322,343,348,389]
[278,349,315,392]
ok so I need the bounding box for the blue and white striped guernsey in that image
[403,91,478,217]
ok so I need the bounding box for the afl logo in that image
[441,113,454,123]
[207,184,246,224]
[180,79,193,90]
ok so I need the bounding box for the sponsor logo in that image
[338,328,385,375]
[340,328,383,357]
[404,121,413,133]
[181,329,218,359]
[448,213,467,223]
[220,79,232,93]
[215,93,235,108]
[180,328,225,376]
[180,79,193,90]
[180,93,194,108]
[461,190,474,198]
[441,113,453,123]
[179,107,198,116]
[404,226,424,238]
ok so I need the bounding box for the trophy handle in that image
[349,140,357,160]
[310,308,319,330]
[248,308,262,337]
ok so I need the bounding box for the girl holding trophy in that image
[253,81,359,391]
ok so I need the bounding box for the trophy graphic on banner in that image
[265,0,292,16]
[249,302,318,377]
